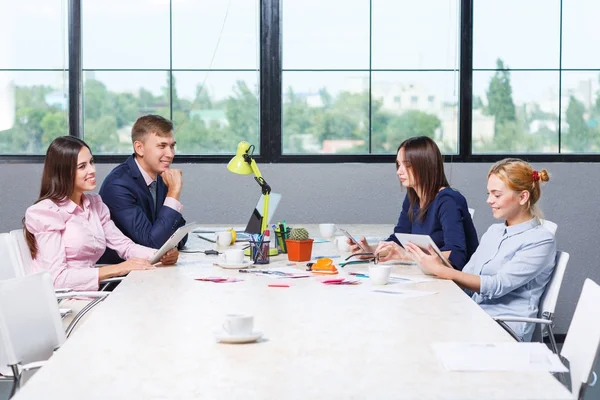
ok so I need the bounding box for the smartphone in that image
[338,229,370,253]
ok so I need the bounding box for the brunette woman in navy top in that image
[349,136,478,270]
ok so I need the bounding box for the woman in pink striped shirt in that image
[24,136,178,292]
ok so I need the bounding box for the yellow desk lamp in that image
[227,141,278,255]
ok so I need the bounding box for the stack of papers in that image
[432,342,568,372]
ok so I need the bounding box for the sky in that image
[0,0,599,106]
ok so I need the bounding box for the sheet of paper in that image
[431,342,568,373]
[268,267,311,278]
[372,289,437,299]
[389,274,435,284]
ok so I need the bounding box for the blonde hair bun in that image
[538,169,550,182]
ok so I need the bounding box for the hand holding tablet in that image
[394,233,453,270]
[150,222,201,264]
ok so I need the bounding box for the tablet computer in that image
[394,233,453,269]
[150,222,201,264]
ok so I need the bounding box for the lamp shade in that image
[227,141,253,175]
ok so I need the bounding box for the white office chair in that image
[9,229,33,275]
[0,272,67,398]
[561,278,600,400]
[1,231,109,337]
[0,233,24,280]
[494,250,570,355]
[540,219,558,235]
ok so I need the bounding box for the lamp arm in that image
[248,158,271,233]
[248,158,271,195]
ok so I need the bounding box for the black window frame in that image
[1,0,599,164]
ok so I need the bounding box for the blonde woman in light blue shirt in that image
[405,158,555,341]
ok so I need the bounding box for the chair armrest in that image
[59,308,72,317]
[495,319,522,341]
[99,277,124,284]
[65,297,106,337]
[494,316,552,325]
[20,361,46,373]
[55,291,109,300]
[54,288,73,294]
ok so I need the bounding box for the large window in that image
[473,0,600,155]
[81,0,260,155]
[0,1,69,154]
[282,0,460,155]
[2,0,600,160]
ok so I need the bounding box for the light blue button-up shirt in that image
[463,218,556,341]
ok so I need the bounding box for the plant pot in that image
[285,239,314,262]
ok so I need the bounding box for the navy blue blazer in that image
[386,188,478,270]
[98,155,186,263]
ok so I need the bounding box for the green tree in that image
[381,110,441,150]
[564,96,596,152]
[84,115,120,153]
[225,80,259,146]
[486,59,516,126]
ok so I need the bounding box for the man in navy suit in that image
[99,115,186,264]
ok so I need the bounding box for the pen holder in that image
[249,240,270,264]
[274,227,291,254]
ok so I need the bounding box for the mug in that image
[223,314,254,336]
[216,231,232,247]
[369,265,392,285]
[221,248,244,264]
[334,236,351,252]
[319,223,336,239]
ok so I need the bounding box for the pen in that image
[314,255,341,259]
[349,272,369,278]
[279,222,287,252]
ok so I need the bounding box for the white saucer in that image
[215,330,263,344]
[215,260,252,269]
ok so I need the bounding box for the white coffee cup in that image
[369,265,392,285]
[319,223,336,239]
[216,231,232,247]
[223,314,254,336]
[221,248,244,264]
[334,236,351,252]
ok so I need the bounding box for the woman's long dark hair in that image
[397,136,449,222]
[25,136,90,259]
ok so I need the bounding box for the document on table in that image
[388,274,435,284]
[431,342,568,373]
[372,289,437,299]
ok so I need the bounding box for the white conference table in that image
[14,225,572,399]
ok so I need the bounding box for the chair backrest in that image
[0,272,66,367]
[561,279,600,399]
[540,219,558,235]
[539,251,569,319]
[10,229,33,275]
[0,233,24,280]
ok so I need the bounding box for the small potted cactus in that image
[285,227,314,262]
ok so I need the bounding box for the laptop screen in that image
[244,193,282,234]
